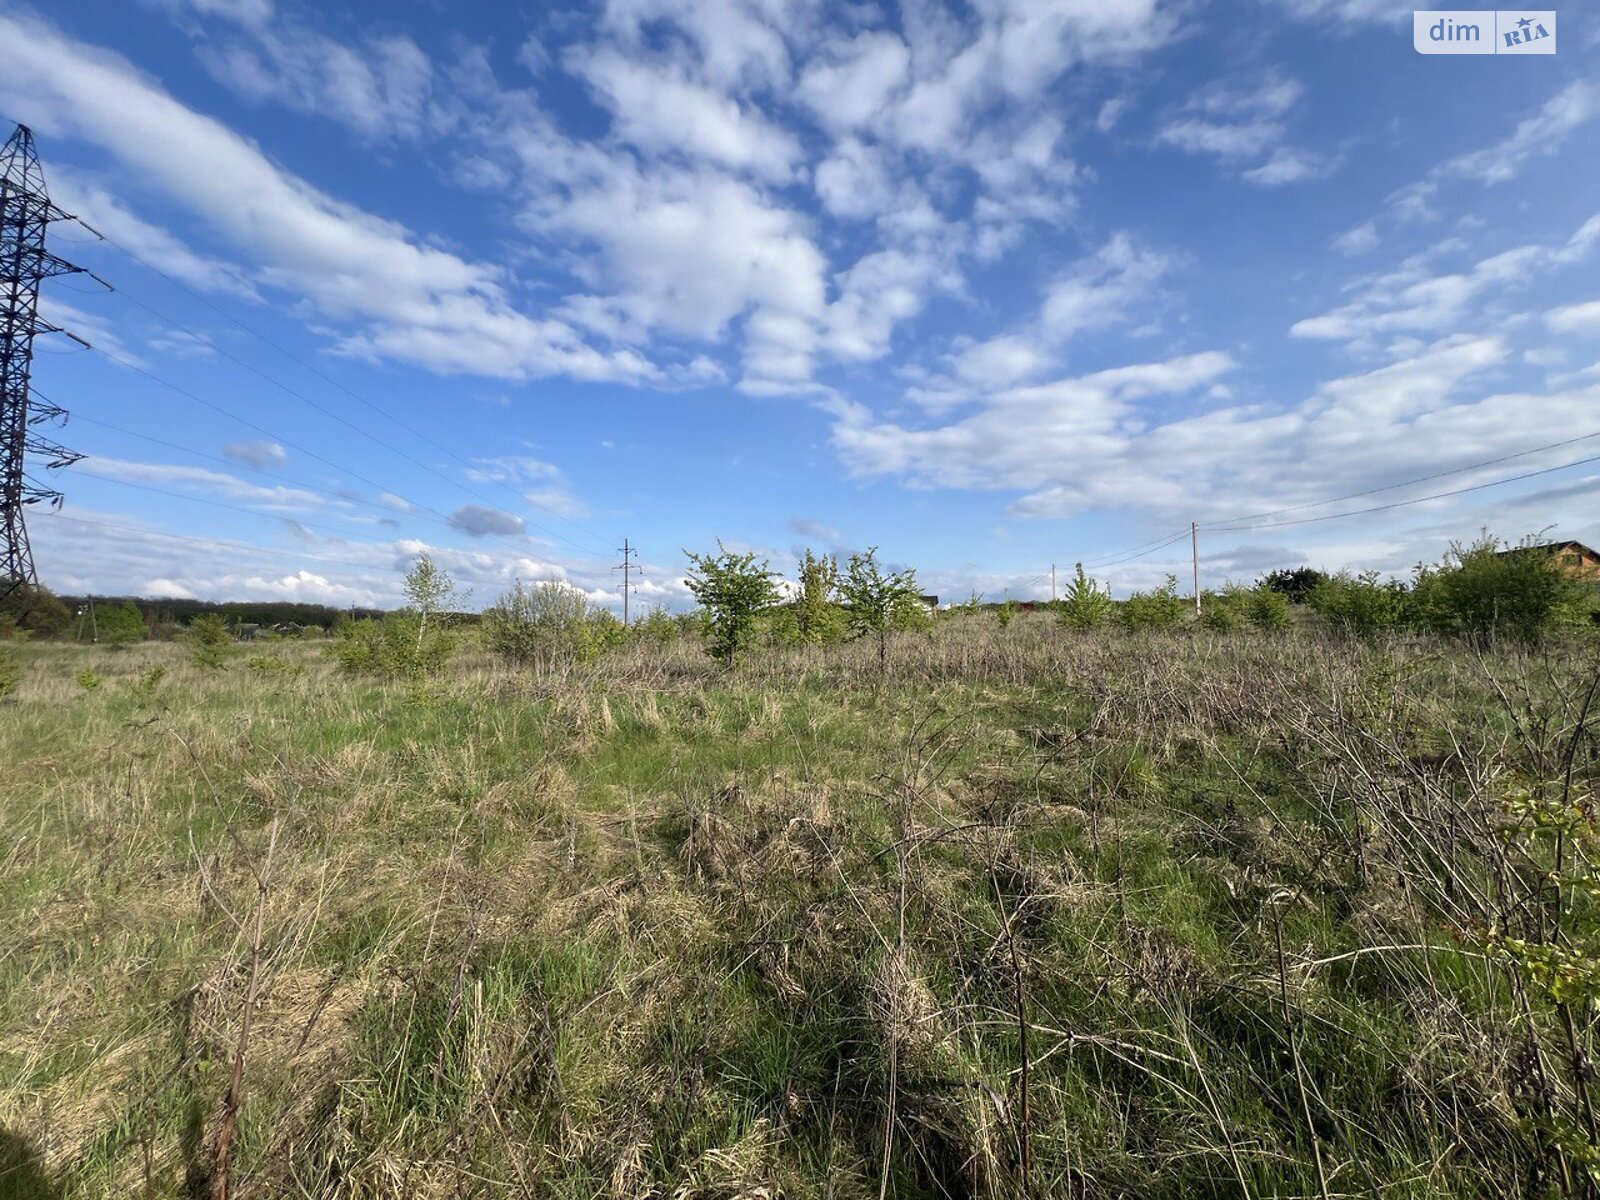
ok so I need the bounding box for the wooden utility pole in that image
[1191,522,1201,615]
[614,538,637,625]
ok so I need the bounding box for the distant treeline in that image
[57,595,387,630]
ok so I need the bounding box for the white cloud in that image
[1,11,647,384]
[1292,213,1600,344]
[1333,221,1380,256]
[222,440,288,468]
[573,47,803,179]
[1445,81,1598,185]
[796,31,910,133]
[1156,73,1330,185]
[448,504,526,537]
[82,455,327,511]
[49,168,259,299]
[1549,300,1600,335]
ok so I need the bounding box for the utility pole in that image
[1,124,91,602]
[1051,563,1056,603]
[1191,521,1201,615]
[613,538,637,625]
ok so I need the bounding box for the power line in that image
[35,510,394,576]
[79,341,572,566]
[1206,449,1600,532]
[1081,528,1192,571]
[76,227,617,554]
[1204,423,1600,529]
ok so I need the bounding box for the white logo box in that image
[1414,10,1556,54]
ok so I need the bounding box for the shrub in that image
[632,606,681,645]
[1260,567,1328,604]
[484,581,593,668]
[685,545,781,667]
[75,667,101,692]
[332,613,453,678]
[1245,585,1294,631]
[1411,533,1589,645]
[795,550,847,644]
[585,610,629,656]
[97,602,147,646]
[1306,572,1407,638]
[246,654,304,678]
[0,581,70,638]
[1121,575,1187,631]
[183,613,233,668]
[995,598,1019,628]
[1058,563,1115,632]
[838,547,922,673]
[1199,589,1247,632]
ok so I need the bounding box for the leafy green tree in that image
[97,602,147,646]
[402,554,461,655]
[483,580,593,668]
[1411,533,1589,645]
[0,582,70,638]
[995,598,1019,628]
[183,613,232,668]
[1199,588,1247,632]
[632,606,681,645]
[684,544,781,667]
[838,547,921,674]
[1306,572,1408,638]
[1260,567,1328,604]
[1245,585,1294,631]
[795,549,846,644]
[1120,575,1187,631]
[1058,563,1115,632]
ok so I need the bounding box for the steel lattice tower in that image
[1,123,86,598]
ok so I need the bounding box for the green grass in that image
[2,621,1599,1197]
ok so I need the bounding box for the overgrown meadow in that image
[4,590,1600,1197]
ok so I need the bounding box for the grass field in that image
[3,619,1600,1198]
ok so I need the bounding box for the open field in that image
[4,620,1600,1198]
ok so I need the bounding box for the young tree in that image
[838,547,921,674]
[1057,563,1115,631]
[483,580,592,668]
[795,548,845,644]
[97,601,147,646]
[684,544,781,666]
[403,554,461,653]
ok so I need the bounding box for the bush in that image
[1121,575,1187,631]
[1306,572,1407,638]
[75,667,101,692]
[97,602,147,646]
[0,581,71,639]
[685,545,781,667]
[1411,534,1589,645]
[632,606,681,645]
[795,550,847,644]
[1199,589,1247,632]
[332,613,453,678]
[839,548,923,673]
[483,581,594,668]
[585,610,629,656]
[1260,567,1328,604]
[183,613,233,668]
[1245,585,1294,631]
[995,598,1018,628]
[1058,563,1115,632]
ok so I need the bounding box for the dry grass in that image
[2,618,1598,1197]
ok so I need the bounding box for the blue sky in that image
[3,0,1598,610]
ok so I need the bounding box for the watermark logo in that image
[1414,10,1556,54]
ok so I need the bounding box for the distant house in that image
[1497,540,1600,583]
[918,594,940,610]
